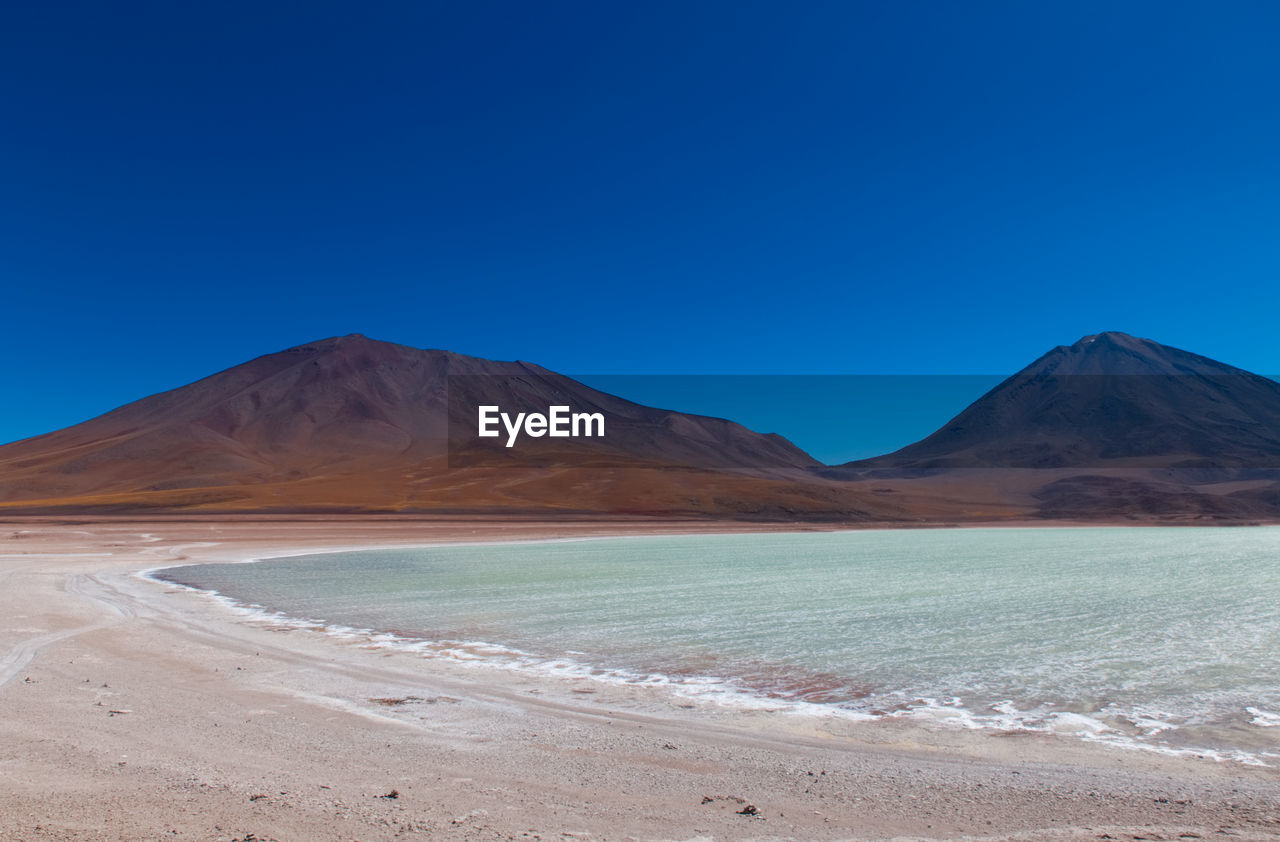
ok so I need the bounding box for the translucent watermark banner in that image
[445,373,1280,469]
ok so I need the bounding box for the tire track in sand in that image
[0,572,135,689]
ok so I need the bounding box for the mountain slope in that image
[5,331,1279,522]
[0,335,883,518]
[848,332,1280,470]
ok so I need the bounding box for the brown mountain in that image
[838,332,1280,520]
[0,335,895,519]
[848,332,1280,470]
[4,331,1279,522]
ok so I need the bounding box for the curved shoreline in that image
[145,529,1280,770]
[1,515,1279,840]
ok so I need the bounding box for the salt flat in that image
[1,515,1277,841]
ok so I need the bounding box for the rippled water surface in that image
[159,527,1280,761]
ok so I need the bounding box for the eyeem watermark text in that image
[478,405,605,447]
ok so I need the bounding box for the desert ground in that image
[1,515,1278,841]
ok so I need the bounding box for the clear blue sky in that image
[3,1,1280,459]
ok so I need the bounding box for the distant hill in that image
[0,335,889,518]
[2,331,1278,523]
[846,332,1280,470]
[836,332,1280,521]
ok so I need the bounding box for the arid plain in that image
[2,516,1278,841]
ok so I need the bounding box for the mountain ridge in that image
[846,331,1280,470]
[0,334,856,518]
[2,331,1279,522]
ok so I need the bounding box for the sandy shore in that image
[1,516,1277,841]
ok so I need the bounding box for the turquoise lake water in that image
[157,527,1280,762]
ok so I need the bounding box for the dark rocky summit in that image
[847,332,1280,470]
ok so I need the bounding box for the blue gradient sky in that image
[3,2,1280,458]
